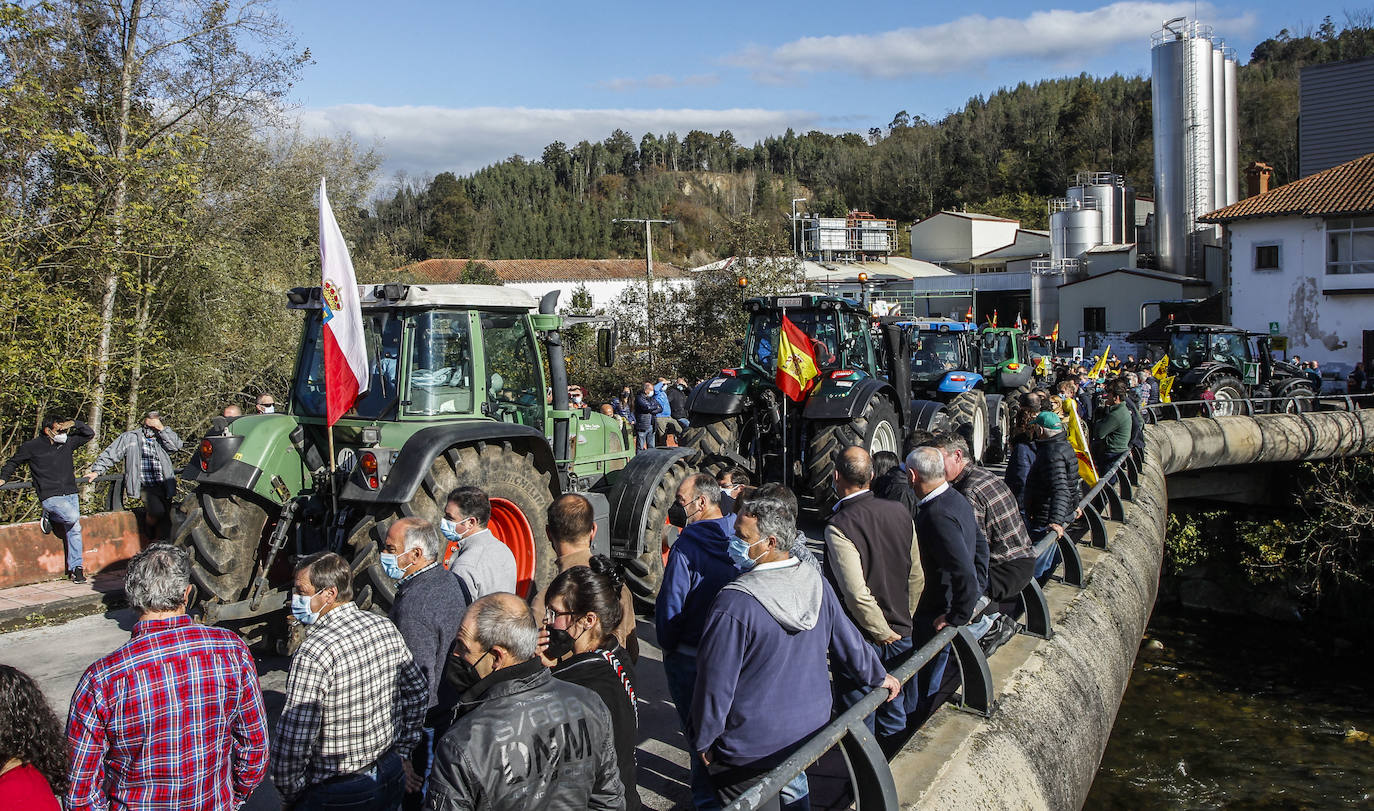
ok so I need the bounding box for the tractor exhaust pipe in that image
[540,291,572,463]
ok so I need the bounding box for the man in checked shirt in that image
[65,544,269,810]
[272,551,428,809]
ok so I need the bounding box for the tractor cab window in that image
[1208,333,1250,366]
[292,311,402,420]
[406,311,474,416]
[480,311,544,431]
[980,331,1013,364]
[841,312,873,372]
[746,310,841,372]
[911,333,964,380]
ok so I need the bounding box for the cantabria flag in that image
[775,315,820,402]
[319,177,370,426]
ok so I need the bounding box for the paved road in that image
[0,607,697,810]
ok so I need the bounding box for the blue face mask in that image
[379,552,407,581]
[440,518,461,543]
[728,534,760,572]
[291,593,320,625]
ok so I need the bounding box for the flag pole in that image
[780,306,788,489]
[326,423,338,520]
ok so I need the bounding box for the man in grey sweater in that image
[383,517,470,810]
[442,486,517,599]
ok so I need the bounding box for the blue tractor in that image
[902,319,991,461]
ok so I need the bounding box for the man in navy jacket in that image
[906,445,980,726]
[691,490,897,809]
[655,472,737,809]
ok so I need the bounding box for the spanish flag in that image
[1062,398,1099,485]
[964,305,974,322]
[1050,322,1059,343]
[991,310,998,327]
[776,316,820,402]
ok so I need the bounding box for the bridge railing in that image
[1144,392,1374,421]
[724,444,1145,810]
[0,474,130,514]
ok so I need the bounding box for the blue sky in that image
[283,1,1357,179]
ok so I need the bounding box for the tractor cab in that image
[743,293,877,379]
[978,326,1034,393]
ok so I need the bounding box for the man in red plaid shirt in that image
[65,544,269,810]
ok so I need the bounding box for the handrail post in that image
[838,718,900,810]
[1018,578,1053,638]
[951,626,994,717]
[1053,532,1085,586]
[1082,503,1109,550]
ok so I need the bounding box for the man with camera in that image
[84,411,182,539]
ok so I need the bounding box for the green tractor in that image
[173,283,691,648]
[978,326,1036,463]
[680,293,912,510]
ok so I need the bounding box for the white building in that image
[909,211,1022,270]
[398,258,691,311]
[1200,152,1374,371]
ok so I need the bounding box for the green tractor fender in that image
[338,422,560,504]
[687,372,751,416]
[183,414,313,505]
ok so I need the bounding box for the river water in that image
[1087,606,1374,809]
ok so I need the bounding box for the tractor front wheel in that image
[806,397,901,510]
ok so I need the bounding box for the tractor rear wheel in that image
[622,456,694,610]
[984,394,1012,464]
[1204,375,1246,416]
[945,391,989,461]
[679,413,743,461]
[170,486,274,605]
[343,441,555,614]
[806,398,900,510]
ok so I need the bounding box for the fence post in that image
[951,627,994,717]
[1018,578,1053,639]
[837,719,900,810]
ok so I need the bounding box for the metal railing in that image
[725,444,1146,809]
[1144,392,1374,422]
[0,474,129,513]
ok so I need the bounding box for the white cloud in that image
[300,104,837,179]
[730,2,1257,80]
[600,73,720,92]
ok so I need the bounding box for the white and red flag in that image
[318,177,369,426]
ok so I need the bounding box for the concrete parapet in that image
[0,511,143,589]
[1150,409,1374,475]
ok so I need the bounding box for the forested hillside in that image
[357,15,1374,269]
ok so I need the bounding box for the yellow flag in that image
[1150,355,1169,380]
[1089,344,1110,379]
[1159,374,1174,404]
[1063,398,1099,486]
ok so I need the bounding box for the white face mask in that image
[51,432,68,444]
[571,395,583,404]
[258,405,275,414]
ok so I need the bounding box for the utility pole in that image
[791,198,807,259]
[612,217,675,369]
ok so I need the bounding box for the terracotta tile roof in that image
[1200,152,1374,223]
[398,258,688,283]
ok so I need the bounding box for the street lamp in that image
[612,217,675,369]
[791,198,807,259]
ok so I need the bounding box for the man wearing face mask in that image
[255,395,276,414]
[382,518,471,811]
[271,552,428,810]
[655,473,737,810]
[1,415,95,582]
[442,486,517,599]
[426,593,624,810]
[692,491,899,809]
[83,411,182,539]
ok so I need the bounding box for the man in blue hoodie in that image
[691,490,898,809]
[656,472,738,809]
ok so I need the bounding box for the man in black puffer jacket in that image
[1023,411,1079,584]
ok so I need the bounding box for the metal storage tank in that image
[1151,18,1216,275]
[1211,45,1227,221]
[1068,176,1121,244]
[1052,204,1103,262]
[1224,54,1239,205]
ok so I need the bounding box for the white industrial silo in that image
[1224,51,1240,205]
[1151,17,1221,276]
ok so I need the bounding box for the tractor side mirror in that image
[597,327,617,368]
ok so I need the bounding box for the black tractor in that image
[680,293,912,511]
[1164,323,1317,414]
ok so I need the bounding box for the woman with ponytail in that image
[537,555,641,810]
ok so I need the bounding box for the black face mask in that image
[445,649,490,697]
[667,502,688,529]
[543,626,576,660]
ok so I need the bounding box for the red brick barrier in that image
[0,511,143,589]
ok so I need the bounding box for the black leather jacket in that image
[425,658,624,810]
